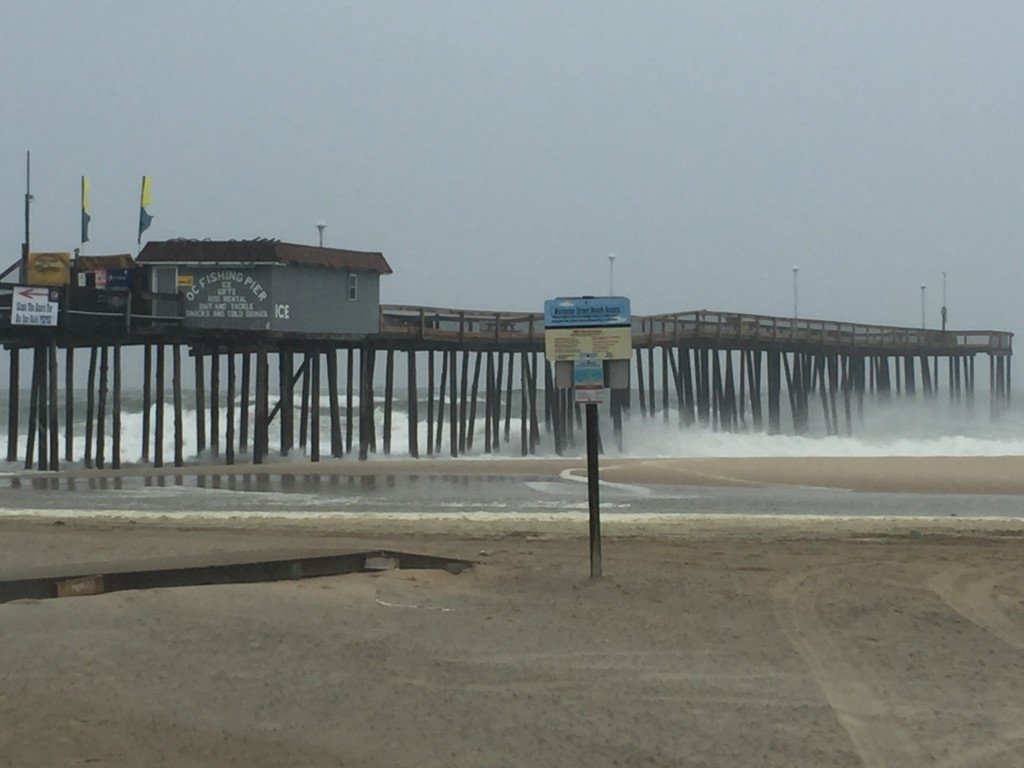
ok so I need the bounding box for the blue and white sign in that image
[573,352,606,404]
[573,353,605,389]
[544,296,631,328]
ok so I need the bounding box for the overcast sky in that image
[2,1,1022,334]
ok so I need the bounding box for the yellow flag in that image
[138,175,153,243]
[81,176,91,243]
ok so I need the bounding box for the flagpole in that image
[22,151,32,283]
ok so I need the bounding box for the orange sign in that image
[27,252,71,286]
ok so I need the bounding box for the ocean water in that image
[1,387,1022,465]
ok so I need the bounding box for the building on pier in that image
[136,239,392,336]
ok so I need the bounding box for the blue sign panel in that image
[573,353,605,388]
[543,296,631,328]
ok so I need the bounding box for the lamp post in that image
[792,266,799,318]
[941,271,948,331]
[316,221,326,248]
[920,284,926,329]
[608,253,616,295]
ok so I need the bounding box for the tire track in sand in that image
[928,567,1024,653]
[772,569,927,768]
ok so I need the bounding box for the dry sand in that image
[2,512,1024,767]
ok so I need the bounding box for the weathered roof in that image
[137,239,393,274]
[76,254,135,270]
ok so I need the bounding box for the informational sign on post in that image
[573,352,605,404]
[12,286,59,327]
[543,296,632,579]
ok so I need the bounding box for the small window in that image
[348,273,358,301]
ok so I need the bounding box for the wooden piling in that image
[226,353,236,465]
[239,353,251,455]
[142,345,151,463]
[172,344,183,468]
[661,347,670,423]
[311,351,321,462]
[63,347,73,463]
[767,348,781,434]
[37,345,49,471]
[195,354,206,454]
[448,347,457,457]
[6,348,19,463]
[254,346,269,463]
[503,351,514,443]
[96,346,108,469]
[485,353,495,454]
[299,352,311,451]
[680,347,695,425]
[635,349,647,418]
[435,350,448,455]
[519,352,528,456]
[493,351,504,451]
[327,350,342,458]
[24,348,39,470]
[648,347,656,421]
[527,352,540,454]
[382,348,394,455]
[426,349,435,456]
[154,345,165,468]
[407,350,419,458]
[466,351,482,452]
[280,351,294,456]
[359,346,372,461]
[47,342,58,471]
[345,348,354,454]
[83,347,96,468]
[458,348,469,453]
[112,344,121,469]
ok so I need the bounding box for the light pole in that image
[792,266,799,318]
[941,271,948,331]
[608,253,616,295]
[316,221,326,247]
[920,284,926,329]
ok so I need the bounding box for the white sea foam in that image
[2,393,1021,463]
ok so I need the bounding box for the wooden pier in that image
[0,290,1012,471]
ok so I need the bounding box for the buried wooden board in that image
[0,550,473,603]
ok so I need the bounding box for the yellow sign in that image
[544,326,632,361]
[27,252,71,286]
[177,274,194,288]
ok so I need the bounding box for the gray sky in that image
[2,1,1023,333]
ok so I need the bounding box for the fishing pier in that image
[0,240,1013,472]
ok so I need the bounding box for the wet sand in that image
[11,454,1024,495]
[2,514,1024,767]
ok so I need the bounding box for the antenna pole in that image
[22,150,32,282]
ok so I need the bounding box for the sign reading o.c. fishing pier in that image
[183,270,270,324]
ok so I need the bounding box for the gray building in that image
[136,239,392,337]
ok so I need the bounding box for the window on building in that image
[348,273,358,301]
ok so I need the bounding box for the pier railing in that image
[379,305,1012,354]
[0,288,1012,355]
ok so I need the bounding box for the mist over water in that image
[2,388,1021,466]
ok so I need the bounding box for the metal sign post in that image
[585,400,601,577]
[543,296,631,579]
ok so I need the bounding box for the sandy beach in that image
[2,456,1024,766]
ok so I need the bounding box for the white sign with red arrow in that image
[12,285,58,327]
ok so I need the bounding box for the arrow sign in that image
[12,285,58,327]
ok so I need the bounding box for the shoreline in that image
[4,454,1024,494]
